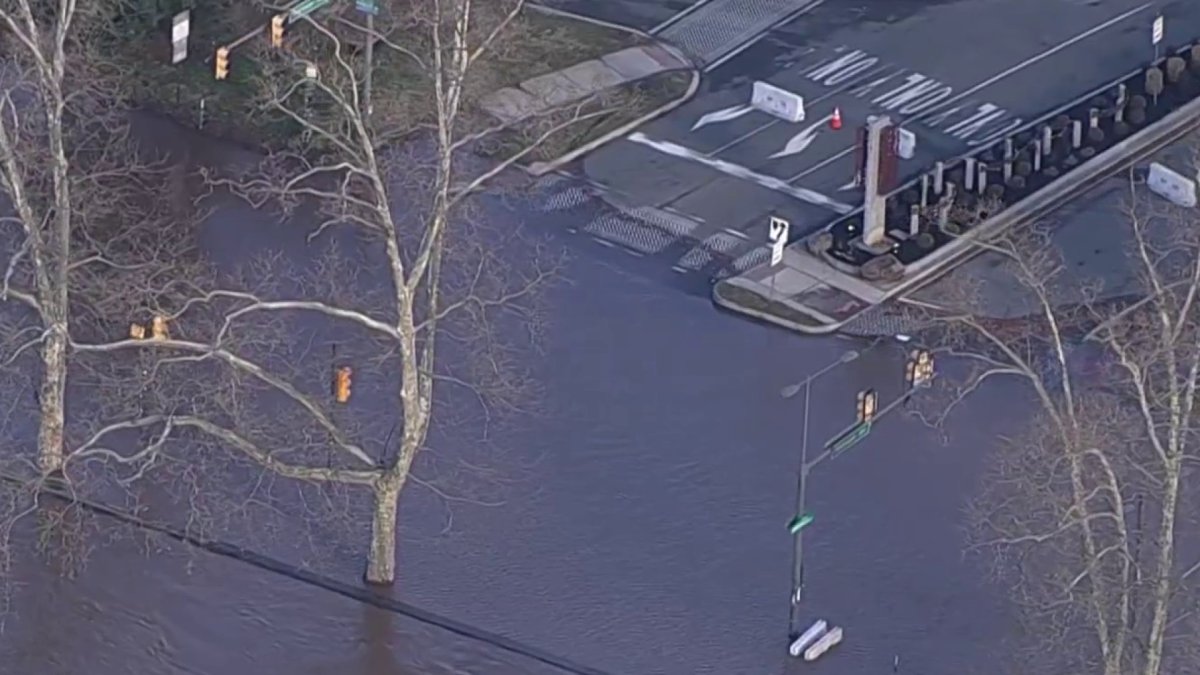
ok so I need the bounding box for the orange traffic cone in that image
[829,107,843,130]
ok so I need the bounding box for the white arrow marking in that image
[691,105,754,131]
[627,133,854,214]
[769,115,833,159]
[839,179,860,191]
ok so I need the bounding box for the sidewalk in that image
[479,7,699,175]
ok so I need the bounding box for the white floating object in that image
[804,626,844,661]
[1147,162,1196,208]
[897,128,916,160]
[751,81,805,123]
[789,620,828,657]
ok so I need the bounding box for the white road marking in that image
[702,0,826,73]
[692,104,756,131]
[627,132,854,214]
[706,64,893,157]
[723,228,750,240]
[785,1,1154,183]
[769,114,833,159]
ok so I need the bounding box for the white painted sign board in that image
[1152,15,1164,45]
[1147,162,1196,207]
[752,81,805,124]
[768,216,790,267]
[897,128,916,160]
[171,11,190,64]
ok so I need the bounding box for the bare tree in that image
[45,0,617,585]
[0,0,201,475]
[906,162,1200,674]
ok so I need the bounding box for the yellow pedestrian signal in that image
[856,389,878,423]
[215,46,230,80]
[906,349,935,387]
[150,315,169,340]
[334,366,352,404]
[270,14,285,48]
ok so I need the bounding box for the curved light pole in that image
[780,349,859,641]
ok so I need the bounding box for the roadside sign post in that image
[170,11,189,64]
[1152,15,1164,61]
[768,216,789,267]
[290,0,331,22]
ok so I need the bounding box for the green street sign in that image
[828,421,872,454]
[788,512,814,534]
[289,0,331,22]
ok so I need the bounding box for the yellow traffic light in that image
[129,323,146,340]
[270,14,285,48]
[906,349,935,387]
[856,389,878,423]
[215,46,230,80]
[150,315,169,340]
[334,366,352,404]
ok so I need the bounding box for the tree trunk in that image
[1142,460,1182,675]
[365,480,400,585]
[37,328,67,475]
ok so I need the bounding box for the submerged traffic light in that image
[334,366,353,404]
[856,389,878,424]
[270,14,285,48]
[215,46,229,80]
[905,349,935,388]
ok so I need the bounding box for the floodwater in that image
[0,112,1023,673]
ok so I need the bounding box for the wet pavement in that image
[553,0,1200,289]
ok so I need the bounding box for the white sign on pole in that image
[769,216,790,267]
[1147,162,1196,207]
[1152,15,1164,45]
[751,82,805,124]
[897,128,916,160]
[171,10,190,64]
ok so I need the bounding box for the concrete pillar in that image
[1033,140,1042,172]
[861,115,894,247]
[933,161,945,195]
[920,173,929,207]
[1071,120,1083,149]
[1003,139,1014,183]
[964,157,976,191]
[977,163,988,194]
[909,204,920,236]
[1041,125,1053,155]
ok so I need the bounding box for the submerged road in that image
[2,116,1028,672]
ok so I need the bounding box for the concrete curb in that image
[523,4,701,176]
[713,80,1200,336]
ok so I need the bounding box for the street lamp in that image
[780,349,859,642]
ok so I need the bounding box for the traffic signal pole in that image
[784,347,935,654]
[782,350,860,641]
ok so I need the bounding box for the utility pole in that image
[782,347,937,653]
[356,0,378,118]
[781,350,860,640]
[364,11,374,118]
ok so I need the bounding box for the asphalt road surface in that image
[549,0,1200,286]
